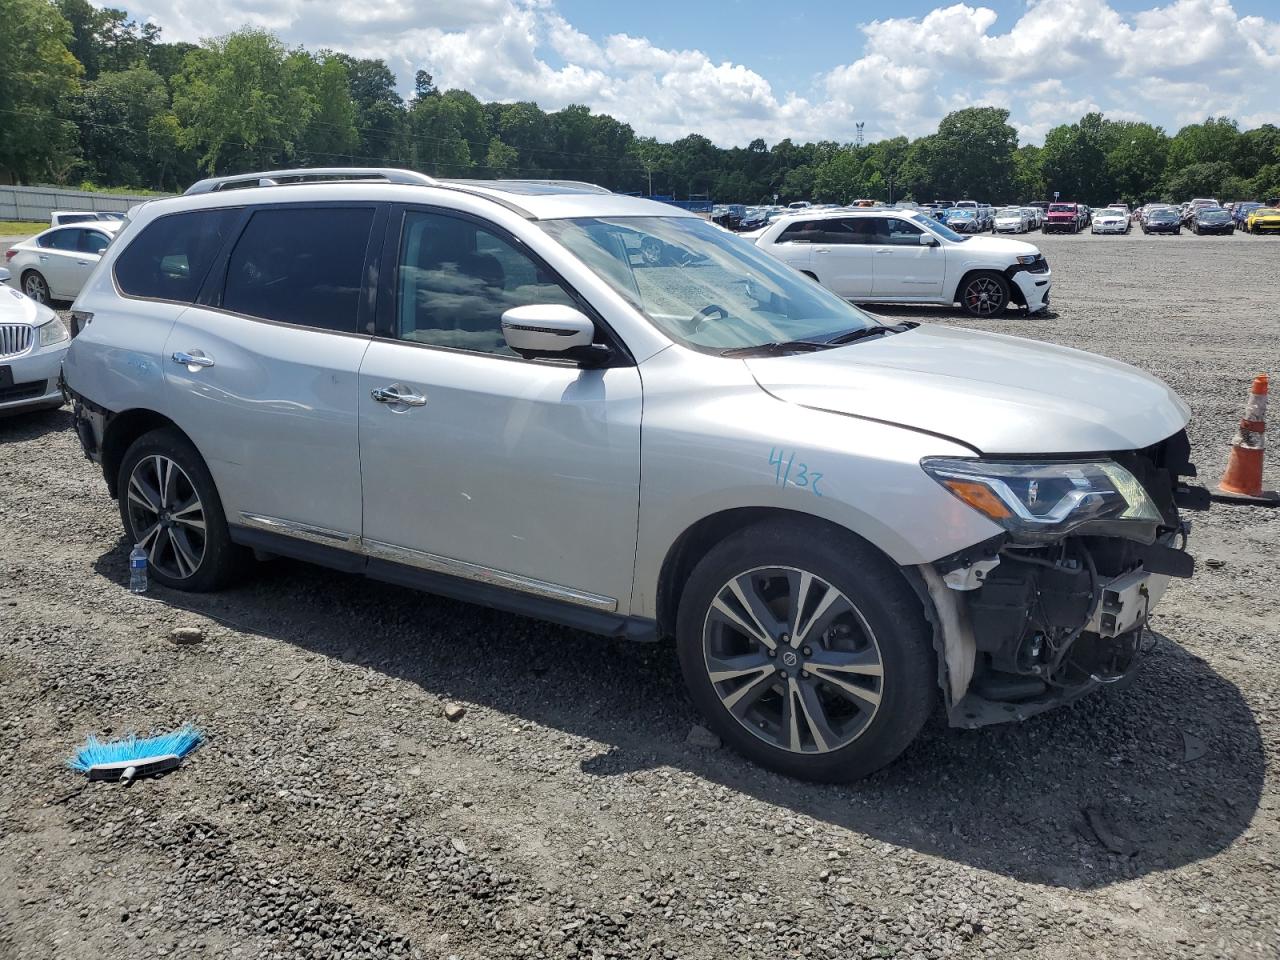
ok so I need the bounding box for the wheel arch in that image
[951,267,1022,308]
[101,408,189,498]
[654,506,918,642]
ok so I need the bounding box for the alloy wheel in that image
[701,566,884,755]
[126,454,207,580]
[23,273,48,304]
[963,276,1006,316]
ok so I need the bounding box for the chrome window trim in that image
[237,513,617,613]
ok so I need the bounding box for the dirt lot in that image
[2,230,1279,960]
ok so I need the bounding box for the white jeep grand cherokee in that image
[63,168,1203,782]
[753,208,1051,316]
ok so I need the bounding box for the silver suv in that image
[63,168,1205,781]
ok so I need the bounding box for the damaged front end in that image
[917,430,1208,727]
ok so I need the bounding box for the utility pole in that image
[856,122,865,148]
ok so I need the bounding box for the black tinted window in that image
[80,230,111,254]
[39,229,80,251]
[223,207,374,332]
[115,208,238,303]
[396,211,576,356]
[876,217,924,245]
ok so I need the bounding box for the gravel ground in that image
[2,230,1279,960]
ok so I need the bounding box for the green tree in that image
[1012,144,1045,200]
[77,66,169,187]
[1040,112,1110,203]
[1165,117,1239,173]
[928,107,1019,200]
[331,54,404,163]
[171,29,319,174]
[1103,121,1167,205]
[1162,161,1245,201]
[0,0,82,182]
[299,55,358,163]
[484,137,519,177]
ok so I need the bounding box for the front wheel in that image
[676,520,935,782]
[959,271,1010,317]
[116,429,244,591]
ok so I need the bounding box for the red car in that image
[1043,202,1081,234]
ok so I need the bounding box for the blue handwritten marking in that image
[767,448,824,497]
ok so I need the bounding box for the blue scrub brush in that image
[69,724,204,783]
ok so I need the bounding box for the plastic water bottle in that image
[129,544,148,594]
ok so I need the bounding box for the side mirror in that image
[919,233,938,246]
[0,267,9,284]
[501,304,607,364]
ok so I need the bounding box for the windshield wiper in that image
[719,339,832,358]
[824,323,910,346]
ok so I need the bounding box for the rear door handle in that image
[172,350,215,369]
[371,385,427,407]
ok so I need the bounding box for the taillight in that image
[70,310,93,337]
[4,249,15,262]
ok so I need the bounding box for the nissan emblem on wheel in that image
[62,167,1206,782]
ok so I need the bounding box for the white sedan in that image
[4,221,123,305]
[992,206,1032,233]
[0,266,70,414]
[1091,208,1131,234]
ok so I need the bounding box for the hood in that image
[0,284,57,325]
[745,325,1190,455]
[957,234,1040,257]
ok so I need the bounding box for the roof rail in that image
[444,178,612,195]
[184,167,439,195]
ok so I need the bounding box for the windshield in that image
[1048,204,1074,212]
[996,208,1022,217]
[538,216,879,352]
[1200,209,1230,219]
[945,209,973,219]
[907,211,967,242]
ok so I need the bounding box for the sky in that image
[110,0,1280,147]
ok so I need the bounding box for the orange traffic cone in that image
[1216,375,1279,504]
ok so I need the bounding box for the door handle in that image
[814,248,830,255]
[172,351,215,369]
[371,385,426,407]
[77,260,91,265]
[39,255,49,262]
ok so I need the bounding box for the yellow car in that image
[1246,206,1280,233]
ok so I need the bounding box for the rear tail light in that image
[4,249,15,262]
[70,310,93,338]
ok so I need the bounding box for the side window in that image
[396,211,576,356]
[80,230,111,255]
[824,219,877,244]
[115,208,238,303]
[39,229,80,251]
[877,217,924,245]
[778,220,819,243]
[223,207,374,332]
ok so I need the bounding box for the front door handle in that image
[371,385,426,407]
[172,350,215,369]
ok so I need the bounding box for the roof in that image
[179,167,694,221]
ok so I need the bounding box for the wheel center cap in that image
[781,649,799,668]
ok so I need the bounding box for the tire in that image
[21,271,50,304]
[675,518,935,782]
[958,270,1011,317]
[116,428,244,591]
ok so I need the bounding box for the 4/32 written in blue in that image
[769,448,824,497]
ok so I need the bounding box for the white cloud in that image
[112,0,1280,145]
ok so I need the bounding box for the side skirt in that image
[228,524,658,642]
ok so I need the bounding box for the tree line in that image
[3,0,1279,206]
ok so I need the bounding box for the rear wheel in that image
[21,271,50,304]
[959,271,1010,317]
[116,429,243,591]
[676,519,935,781]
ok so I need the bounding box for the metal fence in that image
[0,184,172,222]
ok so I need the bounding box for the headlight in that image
[37,316,69,347]
[1015,254,1039,265]
[920,458,1162,542]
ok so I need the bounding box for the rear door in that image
[32,228,84,298]
[868,216,946,297]
[161,202,383,545]
[810,218,876,298]
[768,220,815,273]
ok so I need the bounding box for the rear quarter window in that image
[114,208,239,303]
